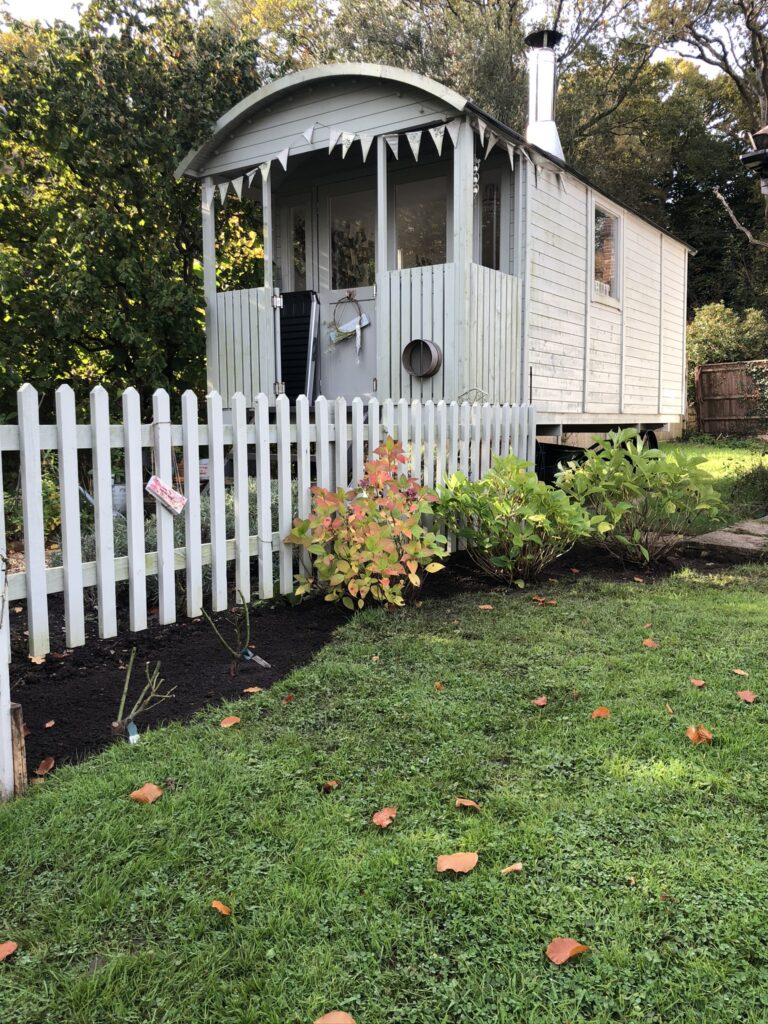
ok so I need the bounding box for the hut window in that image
[481,180,501,271]
[395,178,447,269]
[331,191,376,289]
[594,208,618,299]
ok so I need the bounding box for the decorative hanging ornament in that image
[217,181,229,204]
[506,142,516,172]
[277,147,290,171]
[385,134,399,159]
[359,134,375,161]
[340,131,356,158]
[328,128,342,152]
[485,132,497,158]
[406,130,422,161]
[232,176,244,200]
[429,124,446,155]
[303,123,316,144]
[446,119,461,147]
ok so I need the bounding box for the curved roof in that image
[175,63,469,179]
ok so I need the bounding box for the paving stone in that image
[681,529,768,563]
[730,520,768,538]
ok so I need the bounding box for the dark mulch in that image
[9,545,723,775]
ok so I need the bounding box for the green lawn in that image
[663,436,768,529]
[3,566,768,1023]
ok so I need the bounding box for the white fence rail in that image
[0,384,537,798]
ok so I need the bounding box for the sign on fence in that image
[0,385,536,798]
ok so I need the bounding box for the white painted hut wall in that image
[527,168,588,414]
[202,81,458,178]
[526,165,688,421]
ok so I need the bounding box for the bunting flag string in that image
[506,142,516,172]
[406,130,422,161]
[360,134,375,161]
[429,124,446,155]
[207,115,504,206]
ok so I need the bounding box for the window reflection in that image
[395,178,447,269]
[331,192,376,289]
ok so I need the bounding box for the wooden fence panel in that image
[694,360,767,436]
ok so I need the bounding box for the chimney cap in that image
[524,28,564,50]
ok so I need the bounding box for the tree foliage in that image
[0,0,263,414]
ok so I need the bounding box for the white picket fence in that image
[0,384,537,797]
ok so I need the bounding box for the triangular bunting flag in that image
[485,132,497,158]
[202,183,214,213]
[328,128,342,152]
[385,134,399,159]
[476,118,487,145]
[303,123,316,144]
[277,148,289,171]
[446,119,461,147]
[429,124,446,155]
[247,167,259,186]
[506,142,516,172]
[260,162,270,184]
[359,134,375,161]
[232,176,244,200]
[217,181,229,204]
[341,131,356,157]
[406,130,422,161]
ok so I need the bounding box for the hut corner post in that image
[201,176,218,396]
[453,118,475,400]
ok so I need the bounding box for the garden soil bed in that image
[9,547,724,775]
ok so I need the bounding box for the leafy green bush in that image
[436,454,599,585]
[687,303,768,367]
[556,429,722,564]
[286,437,447,609]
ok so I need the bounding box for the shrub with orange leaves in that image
[286,437,447,610]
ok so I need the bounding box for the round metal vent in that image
[402,339,442,379]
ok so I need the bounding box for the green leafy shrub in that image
[286,437,447,609]
[556,429,723,564]
[436,454,599,585]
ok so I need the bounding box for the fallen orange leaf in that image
[0,941,17,962]
[733,668,749,677]
[643,623,652,629]
[665,703,675,716]
[690,678,705,688]
[371,655,380,663]
[321,780,340,793]
[501,863,523,874]
[314,1013,356,1024]
[737,690,757,704]
[591,706,610,719]
[531,695,548,707]
[642,638,658,648]
[282,693,295,704]
[211,900,231,916]
[129,783,164,804]
[44,720,55,729]
[436,851,478,874]
[570,567,580,574]
[372,806,397,828]
[34,757,54,776]
[242,686,264,694]
[22,723,31,738]
[455,798,480,811]
[546,937,590,965]
[220,716,240,728]
[686,724,713,745]
[28,654,45,665]
[478,604,493,610]
[546,599,557,606]
[434,681,445,692]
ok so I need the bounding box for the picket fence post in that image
[0,436,13,800]
[55,384,85,648]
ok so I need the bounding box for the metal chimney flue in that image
[524,28,564,162]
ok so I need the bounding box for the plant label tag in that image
[146,475,187,515]
[127,721,140,745]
